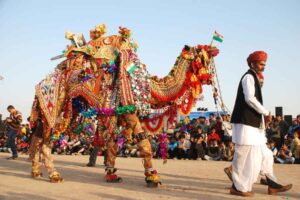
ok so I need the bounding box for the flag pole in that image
[210,31,215,47]
[208,31,215,73]
[210,39,214,47]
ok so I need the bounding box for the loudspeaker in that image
[275,107,283,117]
[284,115,293,126]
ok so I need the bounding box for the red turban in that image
[247,51,268,67]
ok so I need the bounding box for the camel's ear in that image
[184,45,191,51]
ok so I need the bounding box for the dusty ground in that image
[0,152,299,200]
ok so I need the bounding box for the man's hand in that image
[264,112,272,128]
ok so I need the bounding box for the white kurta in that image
[232,73,269,146]
[231,72,276,192]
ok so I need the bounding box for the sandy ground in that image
[0,152,299,200]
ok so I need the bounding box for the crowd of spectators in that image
[0,113,299,164]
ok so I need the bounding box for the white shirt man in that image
[229,51,292,196]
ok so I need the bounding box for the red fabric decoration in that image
[143,115,164,133]
[180,95,194,116]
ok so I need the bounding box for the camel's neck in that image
[150,56,191,103]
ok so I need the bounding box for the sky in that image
[0,0,299,119]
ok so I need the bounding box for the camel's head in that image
[180,44,219,85]
[150,43,220,105]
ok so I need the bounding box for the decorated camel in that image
[29,24,220,186]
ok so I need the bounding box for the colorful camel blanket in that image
[35,70,62,128]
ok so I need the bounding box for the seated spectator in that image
[194,135,206,160]
[204,140,221,161]
[223,141,234,161]
[276,143,295,164]
[174,131,180,141]
[218,141,226,160]
[191,126,202,139]
[177,136,186,159]
[16,137,29,153]
[288,119,300,138]
[68,134,84,155]
[183,133,191,159]
[202,134,208,153]
[57,135,68,154]
[167,137,178,159]
[189,136,197,160]
[269,140,278,159]
[51,139,60,154]
[291,129,300,164]
[0,135,8,152]
[207,127,220,145]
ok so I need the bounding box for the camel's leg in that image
[40,142,63,183]
[124,113,161,186]
[28,136,36,161]
[138,136,161,187]
[39,125,63,183]
[31,135,43,178]
[106,138,118,167]
[138,138,153,169]
[105,138,122,182]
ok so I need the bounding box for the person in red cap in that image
[228,51,292,196]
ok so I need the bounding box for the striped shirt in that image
[7,111,22,131]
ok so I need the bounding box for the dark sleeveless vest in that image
[231,69,263,128]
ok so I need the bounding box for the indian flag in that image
[126,62,137,74]
[213,31,224,43]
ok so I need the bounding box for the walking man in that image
[6,105,22,160]
[229,51,292,196]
